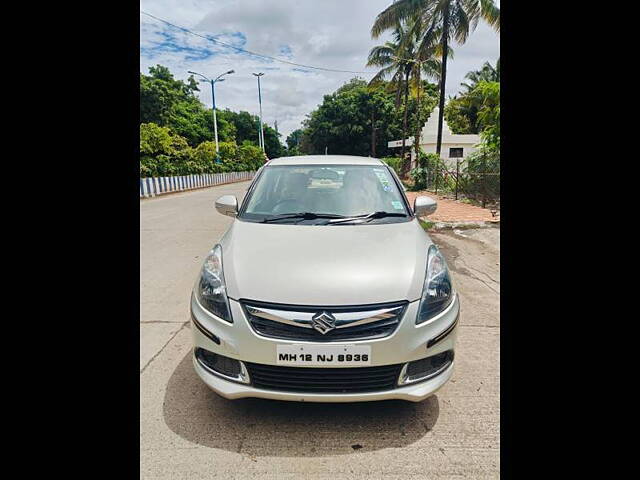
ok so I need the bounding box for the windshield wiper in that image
[327,211,407,225]
[261,212,347,223]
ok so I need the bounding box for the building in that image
[388,106,481,169]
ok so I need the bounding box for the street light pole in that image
[253,73,265,152]
[210,80,219,151]
[188,69,235,154]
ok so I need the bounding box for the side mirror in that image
[215,195,238,217]
[414,195,437,217]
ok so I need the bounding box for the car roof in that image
[267,155,385,166]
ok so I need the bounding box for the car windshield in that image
[239,164,410,224]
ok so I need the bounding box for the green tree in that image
[284,129,304,156]
[461,59,499,92]
[140,65,235,146]
[445,94,478,134]
[300,78,402,157]
[219,110,260,145]
[444,78,499,137]
[168,101,236,146]
[368,19,442,170]
[219,109,284,158]
[402,18,444,161]
[473,81,500,148]
[366,85,401,157]
[262,125,284,159]
[407,88,438,153]
[140,65,198,125]
[286,129,304,151]
[372,0,500,158]
[367,23,416,165]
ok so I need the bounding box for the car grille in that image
[241,300,407,342]
[245,362,403,393]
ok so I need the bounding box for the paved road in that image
[140,182,500,479]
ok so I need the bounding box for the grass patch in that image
[419,219,435,230]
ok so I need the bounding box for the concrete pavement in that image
[140,182,500,479]
[140,183,246,371]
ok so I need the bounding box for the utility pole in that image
[188,69,234,154]
[253,73,265,151]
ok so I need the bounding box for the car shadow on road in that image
[163,351,439,457]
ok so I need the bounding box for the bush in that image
[220,141,259,172]
[140,122,264,177]
[218,141,238,162]
[238,144,266,171]
[381,157,403,177]
[140,123,193,177]
[192,142,224,173]
[408,153,429,190]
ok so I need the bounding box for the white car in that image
[190,155,459,402]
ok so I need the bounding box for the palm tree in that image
[367,21,441,172]
[461,58,499,92]
[402,16,443,161]
[367,24,415,168]
[372,0,500,158]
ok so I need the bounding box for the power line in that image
[141,10,376,75]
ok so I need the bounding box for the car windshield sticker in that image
[391,200,404,210]
[373,169,392,191]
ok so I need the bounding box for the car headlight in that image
[416,244,454,324]
[195,244,233,323]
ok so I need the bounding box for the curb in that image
[429,220,500,230]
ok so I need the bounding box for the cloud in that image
[140,0,499,140]
[445,22,500,97]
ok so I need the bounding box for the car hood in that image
[221,219,432,306]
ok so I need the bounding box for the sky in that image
[140,0,500,140]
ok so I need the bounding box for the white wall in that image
[410,142,479,169]
[404,106,482,170]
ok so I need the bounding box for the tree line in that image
[285,77,437,159]
[140,65,284,177]
[369,0,500,168]
[140,0,500,178]
[289,0,500,166]
[288,61,499,167]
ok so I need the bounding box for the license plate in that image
[276,344,371,366]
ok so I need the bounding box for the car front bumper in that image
[190,292,459,403]
[193,353,454,402]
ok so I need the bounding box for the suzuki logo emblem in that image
[311,311,336,334]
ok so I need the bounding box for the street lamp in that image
[252,73,265,152]
[187,69,235,154]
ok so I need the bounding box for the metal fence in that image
[429,160,500,208]
[140,171,256,198]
